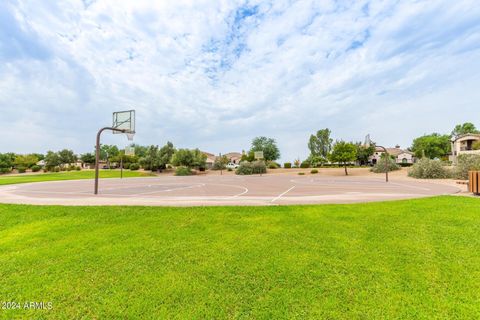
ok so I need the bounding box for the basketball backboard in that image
[125,146,135,156]
[113,110,135,134]
[254,151,264,160]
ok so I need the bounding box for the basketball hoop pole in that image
[120,154,123,179]
[94,127,128,195]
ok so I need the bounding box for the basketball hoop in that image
[94,109,136,195]
[126,132,135,141]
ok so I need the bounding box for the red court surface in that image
[0,174,461,206]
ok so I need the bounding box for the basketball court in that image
[0,174,461,206]
[0,109,459,206]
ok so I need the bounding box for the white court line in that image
[288,178,432,191]
[271,186,296,203]
[229,186,249,198]
[203,183,249,198]
[129,183,205,196]
[388,182,430,191]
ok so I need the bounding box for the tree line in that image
[292,122,479,175]
[411,122,479,159]
[1,122,477,175]
[0,143,209,175]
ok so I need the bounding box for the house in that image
[369,145,415,165]
[224,152,242,164]
[449,133,480,163]
[201,151,243,169]
[202,151,217,169]
[36,160,46,167]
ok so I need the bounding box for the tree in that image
[80,153,96,165]
[451,122,478,137]
[132,144,148,158]
[58,149,77,166]
[99,145,119,160]
[171,149,195,168]
[250,136,280,161]
[306,154,327,167]
[158,142,175,169]
[355,142,375,166]
[293,158,301,168]
[192,149,207,169]
[328,141,357,175]
[147,145,160,171]
[14,154,39,168]
[213,155,229,170]
[308,128,333,158]
[32,153,45,161]
[240,150,255,162]
[98,145,119,168]
[44,151,61,170]
[411,133,451,159]
[0,153,14,172]
[170,149,207,169]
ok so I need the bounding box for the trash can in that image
[469,171,480,195]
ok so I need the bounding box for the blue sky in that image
[1,0,480,161]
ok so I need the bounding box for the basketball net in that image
[126,132,135,141]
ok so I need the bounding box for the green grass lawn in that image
[1,196,479,319]
[0,170,155,186]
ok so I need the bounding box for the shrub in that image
[293,159,301,168]
[310,169,318,174]
[300,161,310,168]
[31,165,41,172]
[399,163,413,167]
[129,163,140,171]
[236,162,253,175]
[268,162,279,169]
[408,158,451,179]
[75,166,81,171]
[213,156,228,170]
[17,166,27,173]
[252,161,267,174]
[67,166,73,171]
[227,168,233,172]
[175,166,192,176]
[307,155,327,168]
[473,141,480,150]
[371,158,400,173]
[0,167,11,174]
[298,172,305,175]
[123,163,130,169]
[284,162,292,169]
[453,154,480,180]
[60,167,67,171]
[235,161,266,175]
[54,167,60,172]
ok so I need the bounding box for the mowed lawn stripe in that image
[0,196,479,319]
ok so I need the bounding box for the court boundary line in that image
[271,186,296,203]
